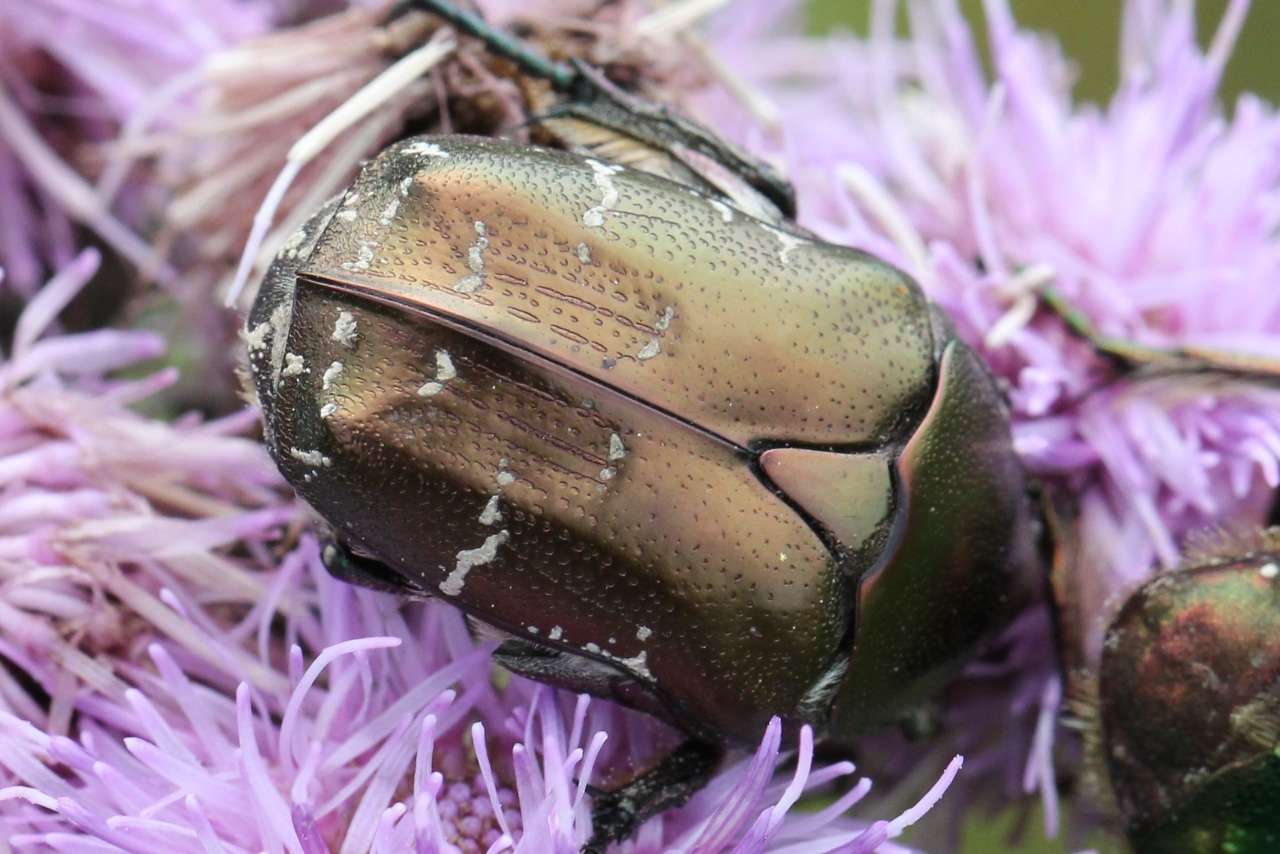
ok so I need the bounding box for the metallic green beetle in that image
[243,5,1039,845]
[245,129,1038,760]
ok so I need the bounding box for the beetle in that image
[1095,534,1280,854]
[243,3,1041,848]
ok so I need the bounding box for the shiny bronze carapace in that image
[246,135,1037,749]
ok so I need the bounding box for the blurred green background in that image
[802,2,1277,853]
[809,1,1279,109]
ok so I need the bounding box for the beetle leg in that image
[1040,285,1280,379]
[493,638,692,734]
[583,739,722,854]
[390,0,578,88]
[494,638,635,699]
[320,535,428,597]
[391,0,796,219]
[545,60,796,220]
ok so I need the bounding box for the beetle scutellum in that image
[242,2,1041,848]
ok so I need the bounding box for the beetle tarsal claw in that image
[583,740,722,854]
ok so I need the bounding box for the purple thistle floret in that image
[0,0,274,295]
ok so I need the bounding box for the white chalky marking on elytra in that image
[399,176,414,195]
[637,338,661,360]
[527,626,540,634]
[243,321,270,352]
[439,530,509,596]
[582,643,653,681]
[269,303,290,337]
[582,159,624,228]
[289,447,332,468]
[548,626,564,641]
[608,433,626,461]
[268,304,291,387]
[636,626,652,642]
[321,361,344,391]
[619,650,652,681]
[332,310,358,348]
[576,243,592,264]
[341,241,376,271]
[435,350,457,380]
[770,227,805,265]
[281,353,306,377]
[496,470,516,487]
[279,222,311,256]
[655,307,674,331]
[417,350,457,396]
[599,467,615,481]
[1261,562,1279,579]
[479,494,503,526]
[335,208,358,222]
[320,403,338,419]
[453,221,489,293]
[379,197,401,226]
[708,198,735,223]
[401,140,450,158]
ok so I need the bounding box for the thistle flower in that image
[4,0,1280,852]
